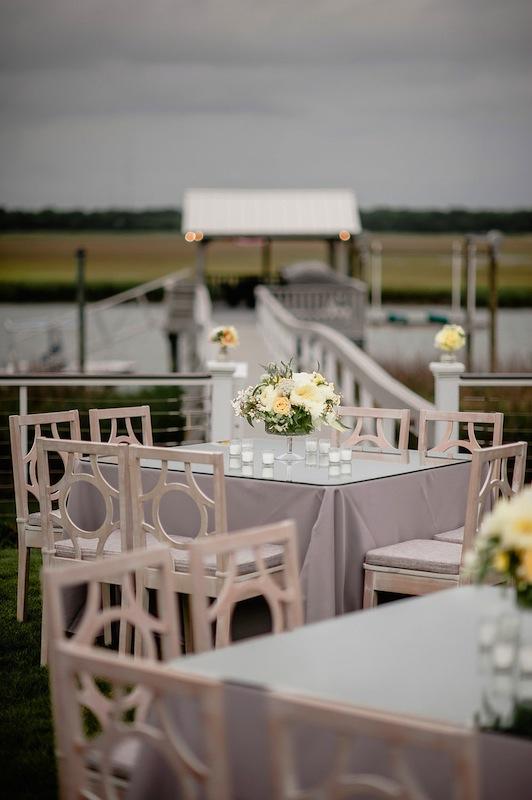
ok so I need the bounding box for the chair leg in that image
[101,583,112,646]
[363,570,378,609]
[17,542,31,622]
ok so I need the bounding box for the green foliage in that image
[0,207,181,232]
[361,207,532,234]
[0,549,57,798]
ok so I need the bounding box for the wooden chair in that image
[37,438,129,663]
[51,640,229,800]
[362,441,528,608]
[189,520,303,652]
[89,404,153,445]
[9,409,81,622]
[269,691,478,800]
[42,546,182,661]
[418,409,503,455]
[332,406,410,451]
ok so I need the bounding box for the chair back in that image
[419,410,503,456]
[52,641,229,800]
[9,410,81,523]
[269,691,478,800]
[189,520,303,652]
[36,438,129,562]
[333,406,410,451]
[461,441,528,560]
[128,445,227,552]
[89,405,153,446]
[42,546,182,661]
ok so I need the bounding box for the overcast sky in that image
[1,0,531,209]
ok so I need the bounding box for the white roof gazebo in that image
[181,188,362,282]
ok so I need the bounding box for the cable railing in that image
[255,285,433,437]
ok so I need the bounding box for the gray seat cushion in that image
[27,510,62,529]
[364,539,462,575]
[55,531,284,576]
[434,526,464,544]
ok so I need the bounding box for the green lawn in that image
[0,548,57,799]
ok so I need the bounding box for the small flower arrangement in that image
[434,324,466,354]
[465,487,532,607]
[210,325,239,357]
[232,361,345,436]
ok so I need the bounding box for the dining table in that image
[127,586,532,800]
[69,438,471,623]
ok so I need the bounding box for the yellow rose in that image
[272,396,292,415]
[434,324,465,353]
[493,551,509,574]
[221,327,238,347]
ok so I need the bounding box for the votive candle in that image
[242,449,254,464]
[262,451,274,465]
[329,448,340,463]
[319,440,331,454]
[340,448,352,462]
[229,440,241,456]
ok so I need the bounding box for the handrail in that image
[256,286,433,433]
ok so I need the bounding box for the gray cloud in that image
[1,0,531,208]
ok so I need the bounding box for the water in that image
[0,302,530,373]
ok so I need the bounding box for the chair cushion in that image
[364,539,462,575]
[27,510,62,530]
[434,526,464,544]
[55,531,284,576]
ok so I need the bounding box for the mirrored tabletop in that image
[140,438,470,486]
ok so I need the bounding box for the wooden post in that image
[451,240,461,314]
[75,247,86,373]
[464,235,477,371]
[370,240,383,313]
[327,239,335,271]
[261,238,272,282]
[195,239,207,285]
[487,230,501,373]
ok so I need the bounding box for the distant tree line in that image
[0,206,530,234]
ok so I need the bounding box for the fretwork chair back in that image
[189,520,303,652]
[51,640,229,800]
[269,691,478,800]
[42,545,182,662]
[363,441,528,608]
[89,404,153,446]
[331,406,411,452]
[128,444,228,648]
[9,409,81,622]
[418,409,503,456]
[37,438,129,663]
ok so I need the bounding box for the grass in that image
[0,548,57,799]
[1,232,531,293]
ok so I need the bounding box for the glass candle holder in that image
[318,440,331,454]
[242,465,253,477]
[242,439,254,451]
[229,457,241,470]
[305,453,318,467]
[262,450,274,465]
[340,448,352,462]
[329,448,340,463]
[305,438,318,453]
[262,466,274,479]
[242,449,254,464]
[229,440,242,456]
[329,464,341,478]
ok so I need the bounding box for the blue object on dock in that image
[427,313,450,324]
[387,312,409,325]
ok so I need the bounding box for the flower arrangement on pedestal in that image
[434,324,466,361]
[465,487,532,607]
[232,361,345,437]
[210,326,239,359]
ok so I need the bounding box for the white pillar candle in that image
[318,440,331,454]
[229,440,242,455]
[340,448,352,462]
[262,451,274,465]
[305,438,318,453]
[242,449,253,464]
[329,448,340,463]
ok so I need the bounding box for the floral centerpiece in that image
[465,487,532,608]
[210,325,239,359]
[434,324,466,361]
[232,361,345,460]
